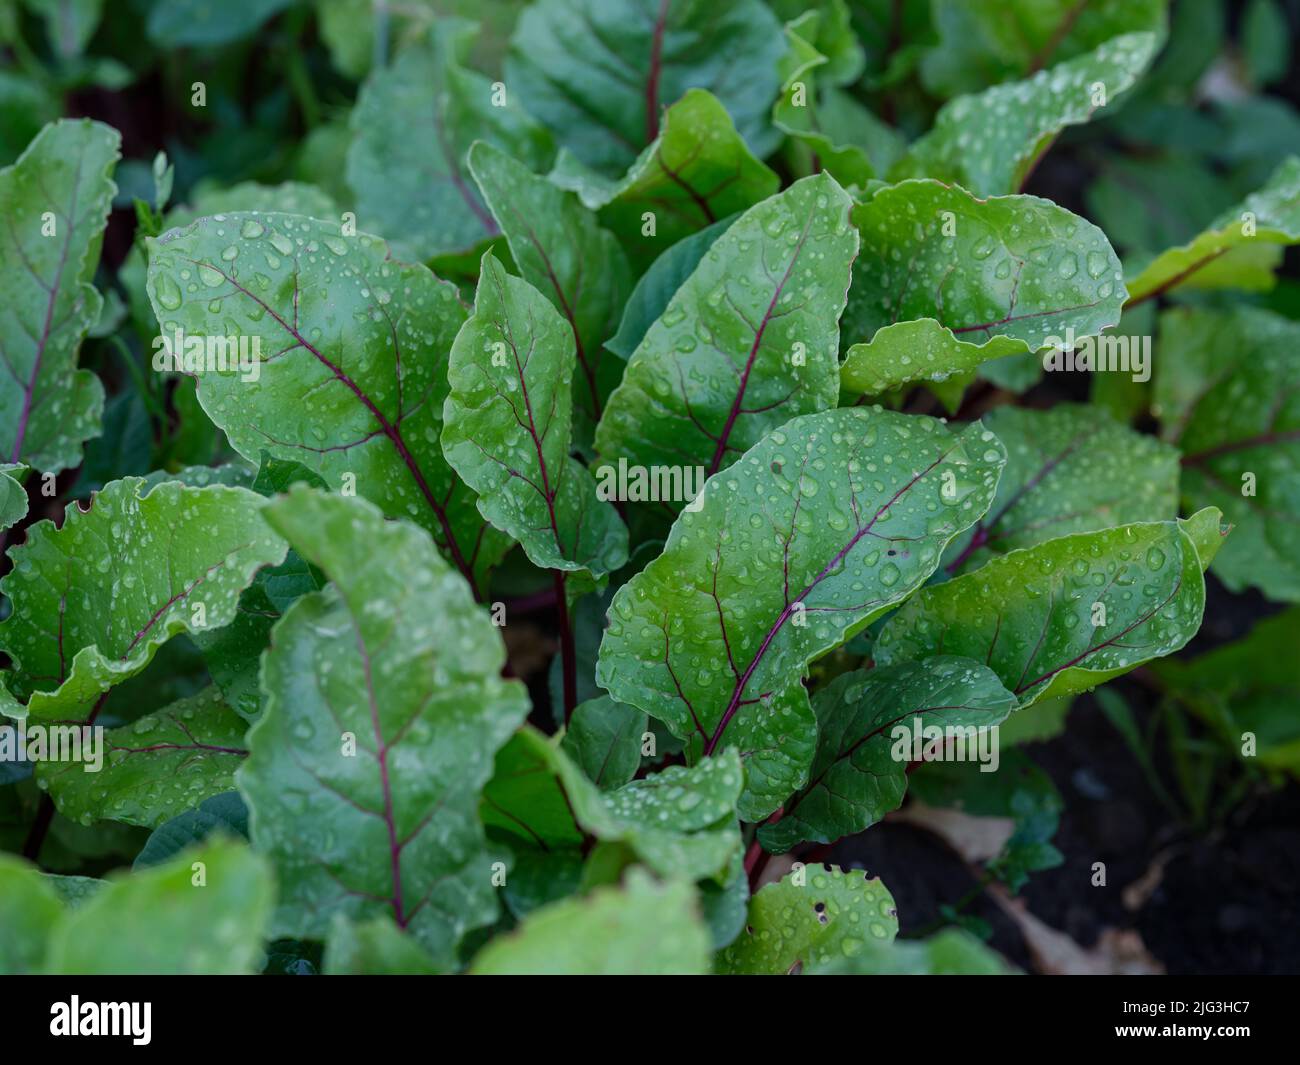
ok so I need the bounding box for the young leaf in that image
[45,837,274,974]
[716,865,898,974]
[575,88,781,269]
[1,119,118,474]
[467,141,631,432]
[0,853,63,974]
[758,658,1017,854]
[147,212,509,598]
[37,686,248,829]
[772,11,875,192]
[595,173,858,492]
[484,726,743,883]
[840,182,1125,396]
[506,0,786,177]
[597,408,1007,819]
[441,252,628,581]
[347,20,553,261]
[471,868,711,975]
[0,462,28,531]
[943,403,1180,575]
[877,517,1214,708]
[1125,156,1300,305]
[561,694,648,790]
[892,32,1159,196]
[0,477,287,723]
[1155,305,1300,600]
[921,0,1168,97]
[237,488,529,964]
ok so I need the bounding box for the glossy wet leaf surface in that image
[597,407,1005,818]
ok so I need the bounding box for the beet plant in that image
[0,0,1295,977]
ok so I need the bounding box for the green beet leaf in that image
[893,32,1159,196]
[943,403,1180,575]
[597,407,1006,819]
[507,0,785,178]
[147,211,510,598]
[323,913,442,975]
[1155,305,1300,600]
[840,182,1125,397]
[595,173,858,494]
[237,488,529,965]
[45,836,274,974]
[442,251,628,581]
[1,119,118,474]
[716,864,898,974]
[346,20,553,261]
[877,516,1215,708]
[467,142,630,435]
[471,868,711,975]
[811,926,1018,974]
[0,477,287,723]
[37,686,248,829]
[1125,156,1300,305]
[758,658,1017,853]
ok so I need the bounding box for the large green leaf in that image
[347,21,553,261]
[877,518,1212,708]
[1152,608,1300,775]
[840,182,1125,397]
[1,119,117,474]
[595,173,858,492]
[0,477,287,723]
[470,868,710,975]
[506,0,785,177]
[892,32,1159,196]
[759,658,1017,853]
[484,726,742,883]
[921,0,1168,97]
[567,88,781,272]
[0,853,63,974]
[442,252,627,580]
[23,0,105,59]
[467,142,629,433]
[45,836,274,974]
[597,407,1006,819]
[37,686,248,829]
[237,488,529,965]
[1125,156,1300,305]
[147,211,508,598]
[1155,305,1300,600]
[943,404,1180,575]
[716,865,898,974]
[146,0,291,46]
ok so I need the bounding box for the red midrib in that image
[703,445,957,755]
[178,256,479,595]
[706,207,817,476]
[11,147,86,463]
[645,0,671,143]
